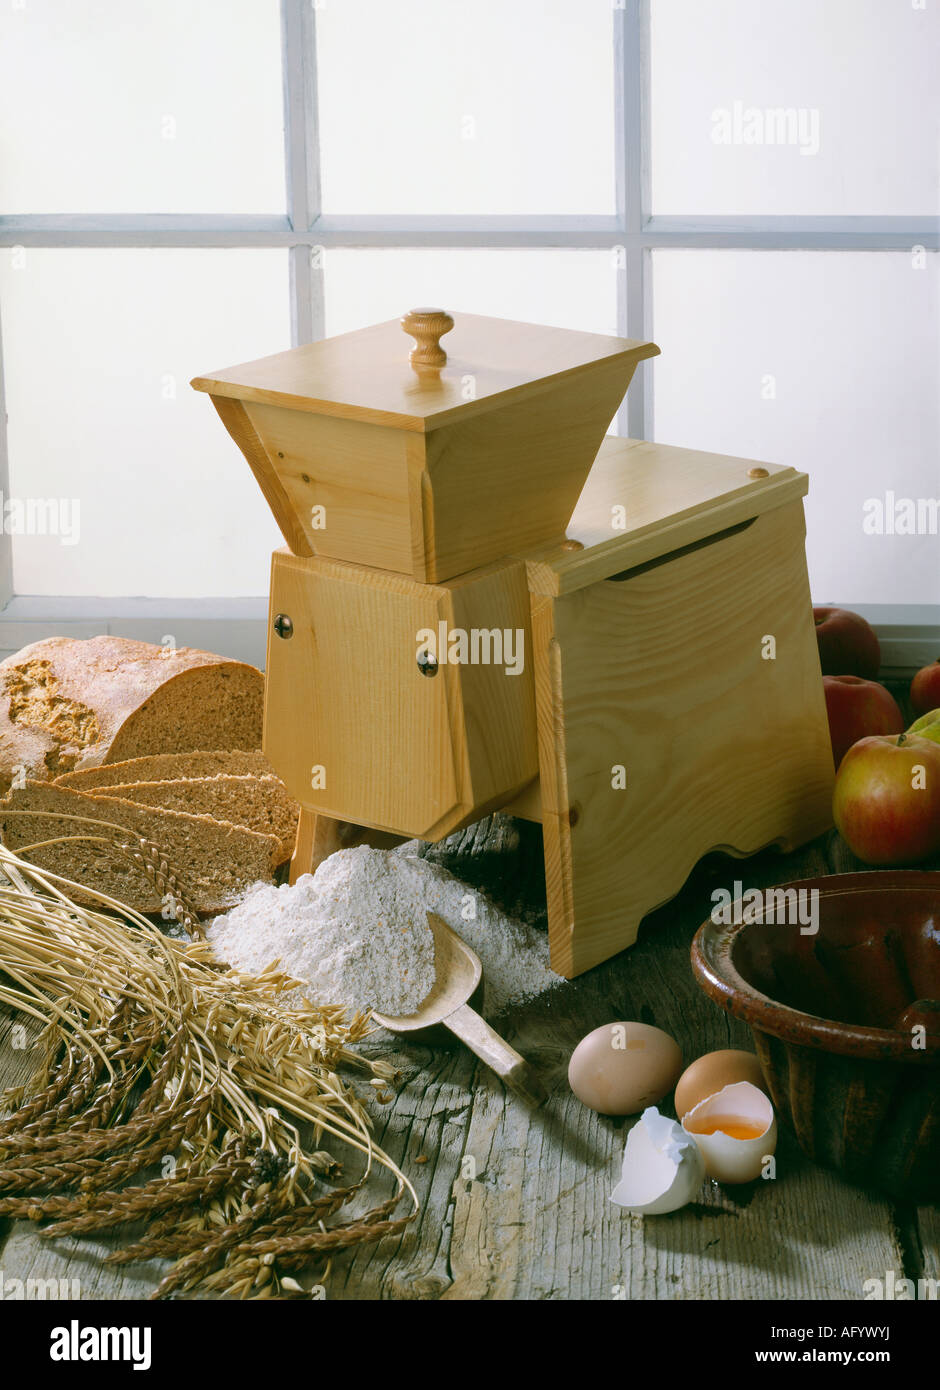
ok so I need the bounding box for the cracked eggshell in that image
[682,1081,777,1183]
[568,1021,682,1115]
[674,1049,768,1120]
[610,1106,706,1214]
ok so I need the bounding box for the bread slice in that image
[0,636,263,793]
[54,749,275,791]
[94,775,298,864]
[0,782,279,916]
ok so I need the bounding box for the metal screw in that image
[273,613,293,640]
[417,648,438,677]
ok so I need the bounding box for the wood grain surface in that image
[518,435,809,597]
[1,811,936,1300]
[192,313,658,432]
[265,551,537,842]
[534,500,834,976]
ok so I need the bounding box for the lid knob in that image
[401,308,454,369]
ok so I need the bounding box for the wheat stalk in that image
[0,831,418,1298]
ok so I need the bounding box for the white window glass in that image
[651,250,940,605]
[316,0,615,214]
[651,0,940,214]
[0,249,290,597]
[0,0,285,214]
[324,248,620,339]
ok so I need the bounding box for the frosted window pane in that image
[651,0,940,214]
[0,1,285,214]
[317,0,615,214]
[324,248,619,337]
[651,250,940,605]
[0,249,289,597]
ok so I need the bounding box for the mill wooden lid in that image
[191,311,659,433]
[518,436,809,596]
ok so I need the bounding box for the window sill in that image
[0,595,268,667]
[0,596,936,676]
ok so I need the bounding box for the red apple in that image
[833,732,940,865]
[910,660,940,717]
[813,607,881,679]
[823,675,905,768]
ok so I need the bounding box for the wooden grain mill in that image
[193,309,834,978]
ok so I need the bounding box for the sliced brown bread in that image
[0,782,279,915]
[0,636,263,793]
[94,775,298,864]
[54,749,275,791]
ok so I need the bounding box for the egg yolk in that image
[687,1117,766,1140]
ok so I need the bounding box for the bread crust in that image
[54,749,274,790]
[0,636,262,792]
[93,774,298,863]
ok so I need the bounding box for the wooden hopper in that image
[192,310,659,583]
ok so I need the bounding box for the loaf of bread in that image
[0,637,263,794]
[94,775,298,863]
[0,781,280,915]
[54,749,275,791]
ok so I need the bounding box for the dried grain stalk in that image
[0,831,418,1298]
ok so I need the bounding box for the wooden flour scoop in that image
[372,912,546,1105]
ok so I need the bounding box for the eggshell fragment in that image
[611,1106,706,1214]
[682,1081,777,1183]
[568,1022,682,1115]
[674,1049,768,1120]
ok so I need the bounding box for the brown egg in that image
[674,1050,768,1120]
[568,1021,682,1115]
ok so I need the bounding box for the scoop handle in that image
[443,1002,546,1106]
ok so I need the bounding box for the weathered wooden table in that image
[1,816,937,1301]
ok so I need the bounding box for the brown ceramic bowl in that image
[691,872,940,1200]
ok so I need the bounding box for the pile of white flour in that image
[207,845,561,1019]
